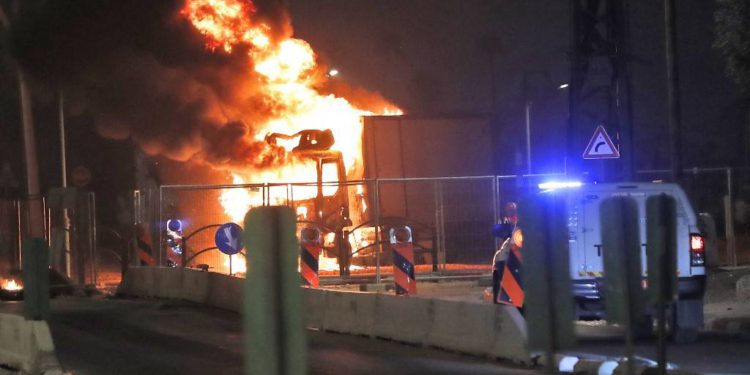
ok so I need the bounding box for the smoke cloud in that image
[10,0,391,172]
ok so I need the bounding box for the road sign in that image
[583,125,620,159]
[215,223,244,255]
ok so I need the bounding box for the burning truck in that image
[133,0,494,276]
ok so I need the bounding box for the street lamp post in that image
[522,71,569,176]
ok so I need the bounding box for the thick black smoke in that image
[10,0,293,170]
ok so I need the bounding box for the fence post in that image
[157,186,163,267]
[436,180,446,272]
[373,179,381,284]
[725,167,737,267]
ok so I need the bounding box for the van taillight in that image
[690,234,705,266]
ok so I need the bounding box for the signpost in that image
[215,223,244,255]
[216,223,244,275]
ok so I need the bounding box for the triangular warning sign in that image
[582,125,620,159]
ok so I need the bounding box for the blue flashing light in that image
[538,181,583,191]
[167,219,183,233]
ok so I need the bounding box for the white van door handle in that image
[594,244,602,256]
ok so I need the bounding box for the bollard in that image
[390,226,416,295]
[244,207,306,375]
[22,238,50,321]
[518,193,575,374]
[300,227,321,287]
[600,197,644,375]
[646,194,677,375]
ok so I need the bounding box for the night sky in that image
[0,0,746,229]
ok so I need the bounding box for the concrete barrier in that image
[181,268,210,304]
[426,299,495,355]
[206,273,243,312]
[737,274,750,300]
[488,304,528,363]
[0,313,62,374]
[301,287,326,330]
[119,266,531,365]
[117,266,156,297]
[372,294,433,344]
[154,267,183,299]
[322,290,376,336]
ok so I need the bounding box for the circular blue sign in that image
[215,223,244,255]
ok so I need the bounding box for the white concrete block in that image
[372,294,433,345]
[154,267,183,299]
[322,290,376,336]
[181,268,210,304]
[737,274,750,300]
[131,267,156,297]
[302,288,326,330]
[207,273,243,312]
[425,300,495,354]
[488,304,530,364]
[0,314,62,375]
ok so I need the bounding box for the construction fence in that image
[0,190,105,287]
[132,168,750,283]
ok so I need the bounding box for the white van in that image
[492,182,706,342]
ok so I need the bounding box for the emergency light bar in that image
[538,181,583,190]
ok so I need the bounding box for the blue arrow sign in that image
[215,223,244,255]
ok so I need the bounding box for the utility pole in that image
[59,90,72,277]
[569,0,634,181]
[664,0,683,181]
[18,68,45,238]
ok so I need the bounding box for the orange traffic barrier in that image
[498,241,523,307]
[390,226,417,295]
[300,227,321,287]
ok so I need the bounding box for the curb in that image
[704,319,750,338]
[539,353,702,375]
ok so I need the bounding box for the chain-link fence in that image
[0,190,103,288]
[140,169,749,284]
[145,174,568,282]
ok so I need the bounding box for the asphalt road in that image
[571,322,750,375]
[4,297,536,375]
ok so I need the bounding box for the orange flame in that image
[183,0,401,274]
[1,278,22,291]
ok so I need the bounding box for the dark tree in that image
[714,0,750,98]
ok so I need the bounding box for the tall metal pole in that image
[59,90,72,277]
[664,0,683,181]
[18,67,45,238]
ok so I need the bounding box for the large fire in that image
[183,0,400,224]
[182,0,399,182]
[183,0,400,274]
